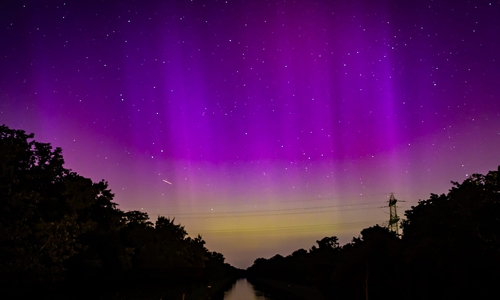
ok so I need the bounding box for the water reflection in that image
[223,278,272,300]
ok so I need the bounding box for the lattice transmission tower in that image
[388,193,400,234]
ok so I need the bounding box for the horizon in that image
[1,0,499,269]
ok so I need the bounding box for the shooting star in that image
[163,179,172,185]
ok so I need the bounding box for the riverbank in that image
[1,268,246,299]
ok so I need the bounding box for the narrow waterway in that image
[223,278,272,300]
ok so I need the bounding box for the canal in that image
[223,278,273,300]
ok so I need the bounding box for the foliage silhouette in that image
[0,125,238,297]
[401,167,500,299]
[248,166,500,300]
[3,124,500,298]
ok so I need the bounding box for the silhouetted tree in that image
[315,236,340,250]
[0,125,106,283]
[0,125,238,296]
[247,167,500,300]
[401,167,500,299]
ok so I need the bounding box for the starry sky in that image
[1,0,499,269]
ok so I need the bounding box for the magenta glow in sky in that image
[1,0,499,268]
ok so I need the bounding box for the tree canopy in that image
[248,166,500,299]
[0,125,235,297]
[3,124,499,298]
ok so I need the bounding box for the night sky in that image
[1,0,499,268]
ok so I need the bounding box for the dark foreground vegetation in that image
[248,165,500,299]
[2,124,500,299]
[0,125,242,298]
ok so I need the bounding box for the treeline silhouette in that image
[3,124,500,299]
[0,125,240,298]
[247,167,500,299]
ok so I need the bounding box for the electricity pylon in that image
[388,193,400,234]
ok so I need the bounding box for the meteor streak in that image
[163,179,172,185]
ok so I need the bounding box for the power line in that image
[190,220,385,236]
[120,193,400,210]
[163,201,384,216]
[150,203,385,219]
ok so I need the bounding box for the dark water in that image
[223,278,273,300]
